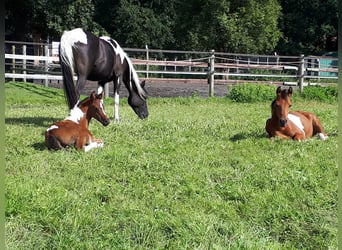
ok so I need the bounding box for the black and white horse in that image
[59,28,149,121]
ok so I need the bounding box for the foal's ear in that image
[288,87,293,96]
[276,86,282,94]
[96,91,104,99]
[90,91,97,100]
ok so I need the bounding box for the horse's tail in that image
[59,32,78,109]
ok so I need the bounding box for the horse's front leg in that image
[113,76,121,122]
[82,133,104,152]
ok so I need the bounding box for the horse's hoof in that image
[318,133,328,140]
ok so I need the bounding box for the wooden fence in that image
[5,41,338,96]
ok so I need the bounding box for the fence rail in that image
[5,41,338,96]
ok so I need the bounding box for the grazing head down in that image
[128,80,149,119]
[271,86,292,127]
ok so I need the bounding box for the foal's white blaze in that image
[97,86,107,116]
[46,125,59,132]
[288,113,305,136]
[65,107,84,124]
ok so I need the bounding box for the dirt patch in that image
[42,78,229,98]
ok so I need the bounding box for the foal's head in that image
[271,86,292,127]
[79,89,110,126]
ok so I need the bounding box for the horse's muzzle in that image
[138,111,149,119]
[102,119,110,126]
[279,119,287,127]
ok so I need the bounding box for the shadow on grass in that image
[8,82,64,99]
[229,131,267,142]
[5,116,57,127]
[32,142,46,151]
[230,131,338,142]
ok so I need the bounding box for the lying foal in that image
[265,86,328,141]
[45,89,110,151]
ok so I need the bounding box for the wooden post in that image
[23,45,26,82]
[299,54,305,93]
[44,45,49,87]
[12,45,15,81]
[145,45,149,79]
[104,84,109,98]
[208,50,215,97]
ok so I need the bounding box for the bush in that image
[301,85,338,102]
[228,83,275,103]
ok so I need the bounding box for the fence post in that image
[299,54,305,93]
[208,50,215,97]
[23,45,27,82]
[145,45,149,79]
[44,45,49,87]
[12,45,15,81]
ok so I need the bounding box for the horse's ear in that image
[288,87,293,96]
[140,80,146,88]
[276,86,282,95]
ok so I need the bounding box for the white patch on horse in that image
[100,37,145,98]
[65,106,84,124]
[97,86,104,95]
[46,125,59,132]
[60,28,88,77]
[84,141,104,152]
[318,133,328,141]
[288,113,305,136]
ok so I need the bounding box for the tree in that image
[276,0,338,55]
[173,0,282,54]
[5,0,104,42]
[94,0,176,48]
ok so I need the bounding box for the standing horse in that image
[59,28,148,121]
[45,88,110,151]
[265,86,328,141]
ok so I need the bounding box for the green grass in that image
[5,82,337,249]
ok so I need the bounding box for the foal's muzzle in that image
[102,118,110,126]
[279,119,287,127]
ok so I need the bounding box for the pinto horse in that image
[265,86,328,141]
[45,88,110,151]
[59,28,148,121]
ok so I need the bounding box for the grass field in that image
[5,82,337,249]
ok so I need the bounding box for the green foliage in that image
[228,84,338,103]
[174,0,282,53]
[276,0,338,55]
[5,82,337,249]
[5,0,338,54]
[228,83,276,102]
[301,85,338,102]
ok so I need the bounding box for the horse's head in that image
[81,89,110,126]
[271,86,292,127]
[128,80,149,119]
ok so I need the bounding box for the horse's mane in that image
[100,37,146,99]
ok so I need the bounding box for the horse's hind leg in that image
[45,134,64,150]
[312,115,328,140]
[75,74,88,102]
[302,111,328,140]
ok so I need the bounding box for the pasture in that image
[5,82,337,249]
